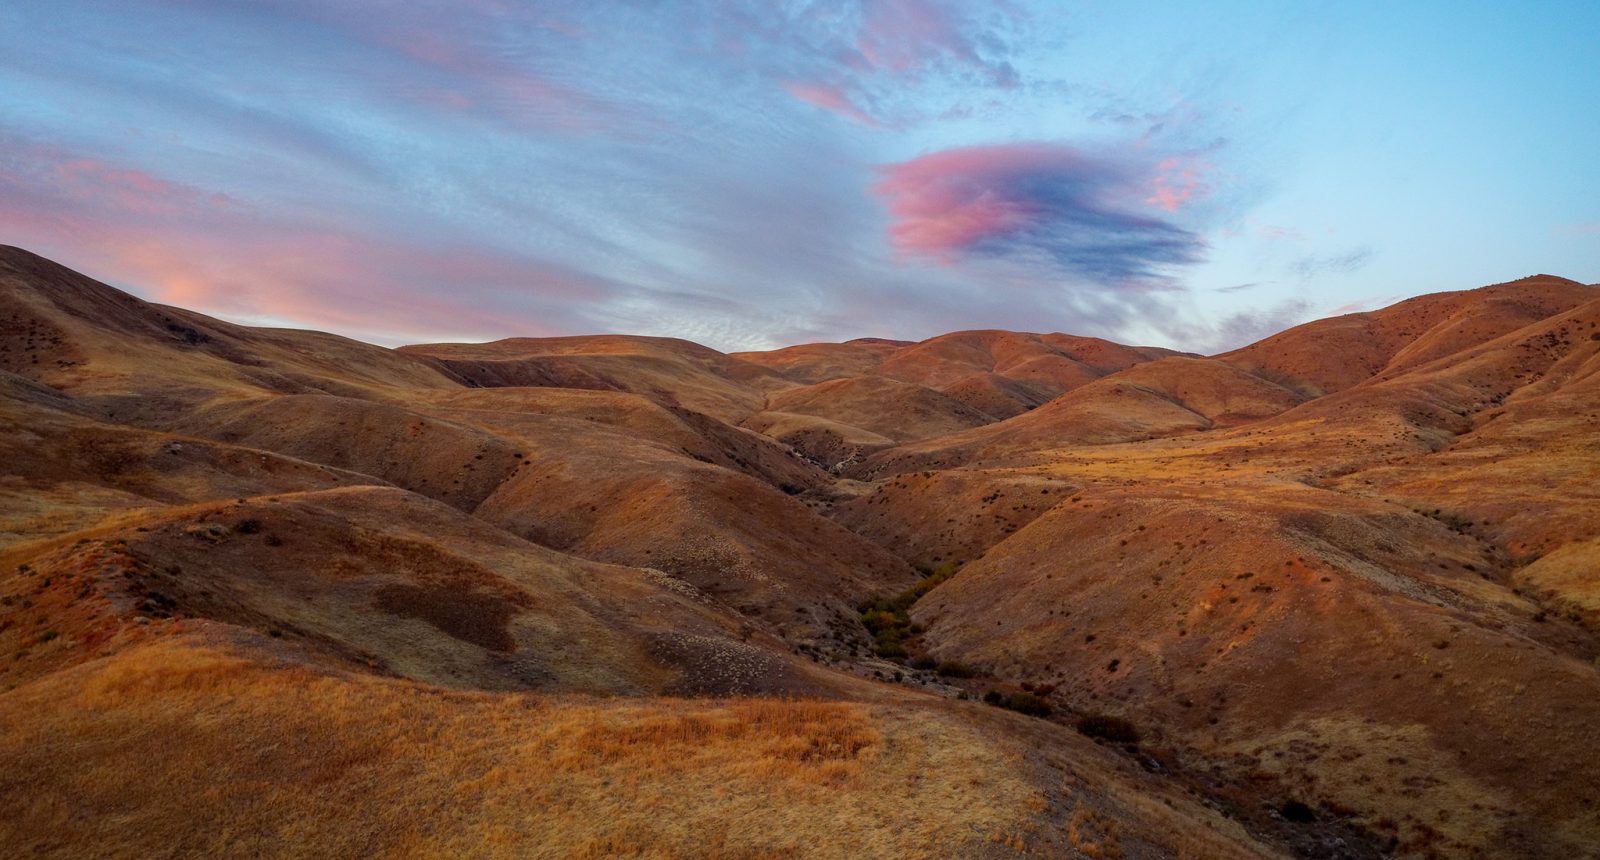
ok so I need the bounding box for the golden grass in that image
[0,633,1039,859]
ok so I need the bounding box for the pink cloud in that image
[41,155,237,218]
[0,138,618,342]
[782,81,878,126]
[872,142,1204,282]
[243,2,615,134]
[1145,155,1211,212]
[761,0,1023,126]
[874,144,1086,258]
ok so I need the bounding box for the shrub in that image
[1002,693,1051,717]
[1076,713,1140,745]
[935,660,976,678]
[236,519,263,534]
[858,562,964,663]
[874,637,907,659]
[979,690,1052,718]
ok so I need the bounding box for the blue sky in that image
[2,1,1596,352]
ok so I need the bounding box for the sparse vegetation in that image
[999,692,1051,717]
[858,562,961,659]
[936,660,976,678]
[1076,713,1140,745]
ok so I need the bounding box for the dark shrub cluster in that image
[935,660,976,678]
[1076,713,1141,745]
[981,689,1052,717]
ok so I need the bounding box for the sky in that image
[2,1,1597,353]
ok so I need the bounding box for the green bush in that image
[873,635,907,659]
[858,562,964,662]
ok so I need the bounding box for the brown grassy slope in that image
[835,290,1600,858]
[6,248,1599,858]
[467,428,917,647]
[731,337,909,384]
[0,245,458,419]
[0,629,1283,860]
[342,386,917,646]
[165,394,525,510]
[736,330,1177,420]
[1,252,897,649]
[856,356,1304,478]
[756,374,996,441]
[875,330,1177,419]
[877,330,1173,390]
[936,370,1055,419]
[829,469,1079,572]
[422,386,829,493]
[910,478,1600,858]
[0,383,382,549]
[1216,274,1595,396]
[1308,298,1600,612]
[739,410,897,470]
[0,485,836,697]
[401,334,792,423]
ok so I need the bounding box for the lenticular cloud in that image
[872,142,1206,284]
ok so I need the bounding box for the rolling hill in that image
[3,244,1598,859]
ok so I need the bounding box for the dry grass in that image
[0,632,1040,859]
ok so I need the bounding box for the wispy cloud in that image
[0,133,623,342]
[1154,298,1312,354]
[782,81,879,126]
[1289,246,1374,281]
[714,0,1027,126]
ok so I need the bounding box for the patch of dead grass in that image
[0,632,1039,858]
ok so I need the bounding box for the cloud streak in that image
[1290,246,1375,281]
[715,0,1026,126]
[0,133,624,342]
